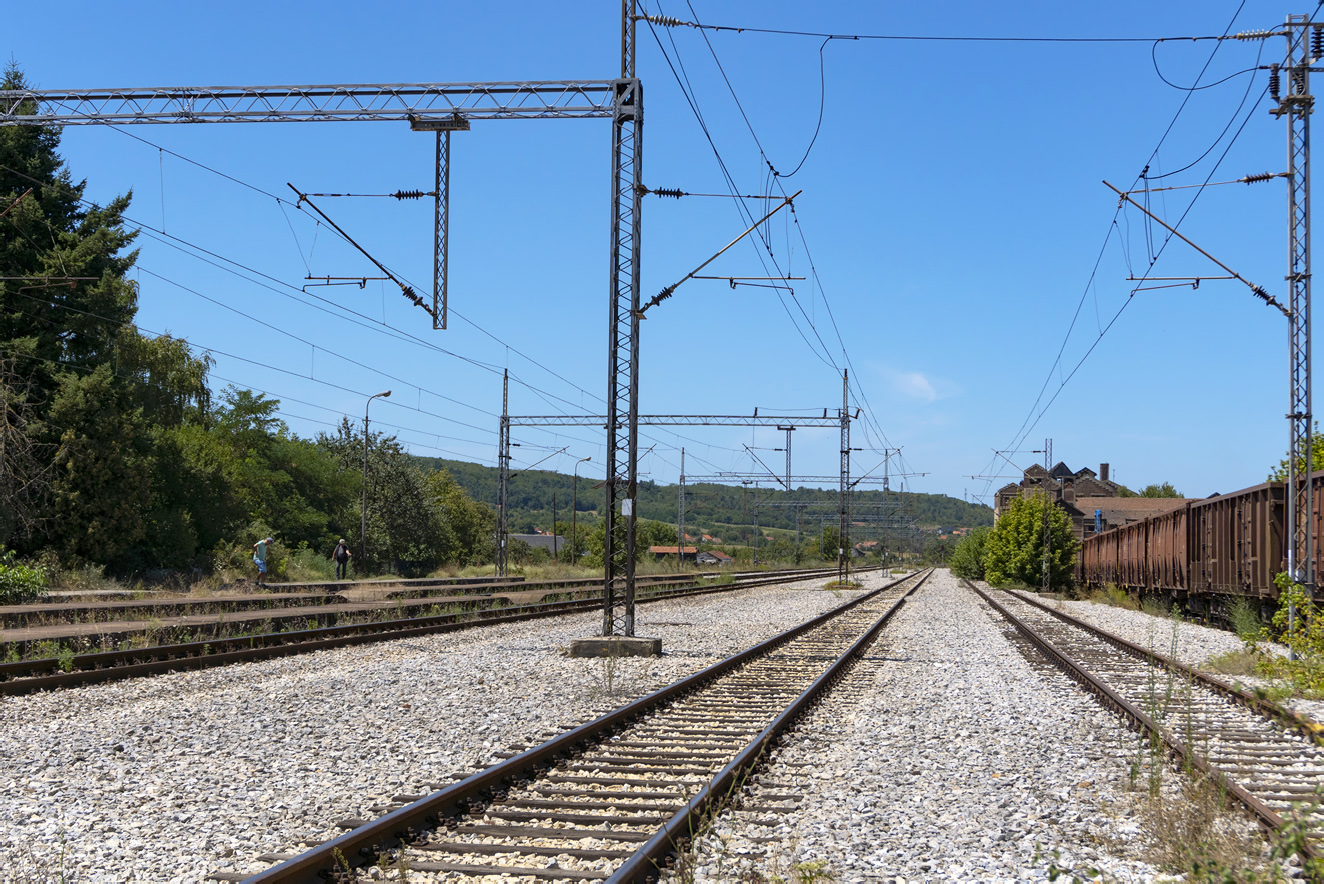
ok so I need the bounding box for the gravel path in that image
[0,573,885,883]
[668,571,1167,883]
[1043,593,1285,667]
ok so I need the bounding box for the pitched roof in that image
[649,546,698,555]
[510,533,564,552]
[1091,498,1192,526]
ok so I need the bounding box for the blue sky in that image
[4,1,1309,505]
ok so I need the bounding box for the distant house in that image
[510,533,565,554]
[649,545,698,561]
[696,550,734,566]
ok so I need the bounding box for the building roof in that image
[649,546,698,555]
[699,549,734,561]
[510,533,564,552]
[1090,497,1192,526]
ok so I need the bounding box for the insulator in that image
[1233,29,1275,41]
[1270,64,1281,101]
[392,189,426,200]
[1241,171,1277,184]
[644,13,686,27]
[1314,25,1324,60]
[652,187,684,199]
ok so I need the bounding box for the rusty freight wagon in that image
[1188,482,1283,600]
[1078,479,1293,608]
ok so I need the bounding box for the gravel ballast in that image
[0,573,881,882]
[669,571,1167,883]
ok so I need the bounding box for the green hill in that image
[411,456,992,540]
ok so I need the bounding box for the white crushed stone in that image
[668,571,1169,883]
[1043,593,1324,730]
[0,573,878,883]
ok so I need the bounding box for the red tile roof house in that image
[649,545,698,561]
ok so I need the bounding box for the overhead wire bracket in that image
[1105,180,1288,316]
[288,183,437,320]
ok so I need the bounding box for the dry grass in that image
[1140,776,1267,879]
[1205,648,1260,678]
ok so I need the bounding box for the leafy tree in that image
[949,526,990,581]
[0,356,50,547]
[924,536,954,565]
[1138,482,1181,498]
[47,365,153,568]
[424,467,495,566]
[317,418,442,574]
[0,64,139,404]
[983,493,1076,591]
[1269,424,1324,482]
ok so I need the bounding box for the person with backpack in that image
[332,538,352,580]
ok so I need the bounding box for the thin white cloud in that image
[897,371,938,403]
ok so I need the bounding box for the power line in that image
[979,2,1269,500]
[638,14,1222,44]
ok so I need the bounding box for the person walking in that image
[331,538,352,580]
[252,536,274,588]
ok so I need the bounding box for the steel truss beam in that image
[0,81,618,124]
[505,414,842,428]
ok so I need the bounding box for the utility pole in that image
[1041,437,1053,593]
[602,0,645,639]
[1274,16,1318,605]
[362,389,392,570]
[777,425,799,556]
[838,370,850,586]
[678,447,686,571]
[497,370,510,577]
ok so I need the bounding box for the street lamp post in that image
[572,456,591,566]
[362,390,392,569]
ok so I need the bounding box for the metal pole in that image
[434,129,450,330]
[552,491,558,560]
[603,0,643,636]
[497,371,510,577]
[839,370,849,586]
[678,447,685,571]
[573,456,590,568]
[1275,18,1316,649]
[362,390,391,570]
[1042,437,1052,593]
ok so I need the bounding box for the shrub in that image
[0,549,48,604]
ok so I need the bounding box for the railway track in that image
[219,569,932,883]
[973,582,1324,862]
[0,566,871,695]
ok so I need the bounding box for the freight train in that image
[1076,475,1318,618]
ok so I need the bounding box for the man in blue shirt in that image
[252,536,274,588]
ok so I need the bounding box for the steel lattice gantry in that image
[497,411,851,602]
[0,3,647,636]
[1276,15,1318,598]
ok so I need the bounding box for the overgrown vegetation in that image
[0,63,495,583]
[982,493,1077,591]
[949,526,989,581]
[0,547,47,604]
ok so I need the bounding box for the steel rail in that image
[1007,589,1324,746]
[0,567,868,695]
[607,568,932,883]
[241,569,926,883]
[968,581,1315,863]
